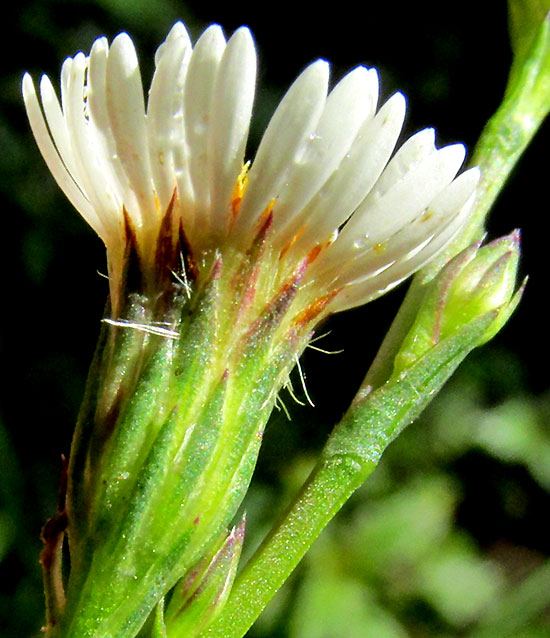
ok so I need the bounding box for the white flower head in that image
[23,21,479,319]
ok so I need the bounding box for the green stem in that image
[199,456,372,638]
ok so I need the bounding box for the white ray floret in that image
[147,22,192,212]
[234,60,330,240]
[266,66,379,246]
[23,21,479,314]
[281,92,407,260]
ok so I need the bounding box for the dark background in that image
[1,1,549,636]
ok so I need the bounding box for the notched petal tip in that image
[344,65,371,81]
[418,127,436,144]
[329,65,375,108]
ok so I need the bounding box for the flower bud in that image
[394,231,525,375]
[164,518,245,638]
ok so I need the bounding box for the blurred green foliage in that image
[1,1,549,636]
